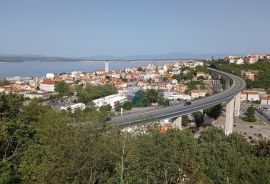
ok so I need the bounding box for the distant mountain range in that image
[0,52,244,62]
[86,52,230,60]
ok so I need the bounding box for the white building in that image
[46,73,55,79]
[71,71,83,78]
[167,94,192,101]
[240,91,260,102]
[23,91,53,100]
[191,90,207,99]
[93,94,128,109]
[236,58,244,65]
[39,79,55,92]
[261,97,270,105]
[60,103,86,113]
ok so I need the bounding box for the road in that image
[110,68,246,126]
[241,102,270,125]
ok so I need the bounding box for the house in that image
[167,94,191,101]
[196,71,211,79]
[191,90,207,99]
[23,91,53,100]
[240,91,260,102]
[0,87,5,93]
[245,55,259,64]
[243,72,256,81]
[171,79,178,85]
[95,70,106,75]
[163,91,175,99]
[145,64,157,72]
[39,79,55,92]
[236,58,244,65]
[163,64,173,72]
[93,94,128,109]
[175,83,188,93]
[261,96,270,105]
[46,73,55,79]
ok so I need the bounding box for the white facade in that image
[46,73,55,79]
[105,62,109,73]
[261,97,270,105]
[60,103,86,113]
[191,90,207,99]
[236,58,244,65]
[240,92,260,102]
[40,83,55,92]
[167,94,191,101]
[93,94,128,109]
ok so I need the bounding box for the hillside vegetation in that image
[0,93,269,184]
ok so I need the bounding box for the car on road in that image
[184,101,192,106]
[105,117,112,121]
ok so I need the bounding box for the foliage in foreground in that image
[0,93,270,184]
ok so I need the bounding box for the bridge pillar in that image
[172,116,182,129]
[225,98,234,135]
[234,93,241,117]
[225,78,230,89]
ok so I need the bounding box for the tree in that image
[122,101,132,110]
[0,93,24,121]
[182,115,189,126]
[105,76,111,80]
[192,111,204,127]
[55,81,71,96]
[132,90,149,107]
[172,74,183,82]
[244,105,256,122]
[253,138,270,157]
[77,84,117,104]
[0,79,9,86]
[99,104,112,112]
[204,105,222,119]
[144,89,159,104]
[0,121,36,183]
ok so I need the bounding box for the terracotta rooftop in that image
[241,91,258,95]
[41,79,55,85]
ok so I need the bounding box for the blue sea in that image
[0,60,175,77]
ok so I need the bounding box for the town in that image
[1,54,270,137]
[1,1,270,183]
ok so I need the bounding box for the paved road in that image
[110,68,246,126]
[241,102,270,125]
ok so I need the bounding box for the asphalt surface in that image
[241,102,270,125]
[110,68,246,126]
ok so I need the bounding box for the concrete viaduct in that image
[110,68,246,135]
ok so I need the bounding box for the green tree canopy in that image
[244,105,256,122]
[0,93,24,121]
[55,81,71,96]
[122,101,132,110]
[77,84,117,104]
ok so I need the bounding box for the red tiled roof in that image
[41,79,55,85]
[261,97,270,100]
[241,91,258,95]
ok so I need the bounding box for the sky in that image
[0,0,270,57]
